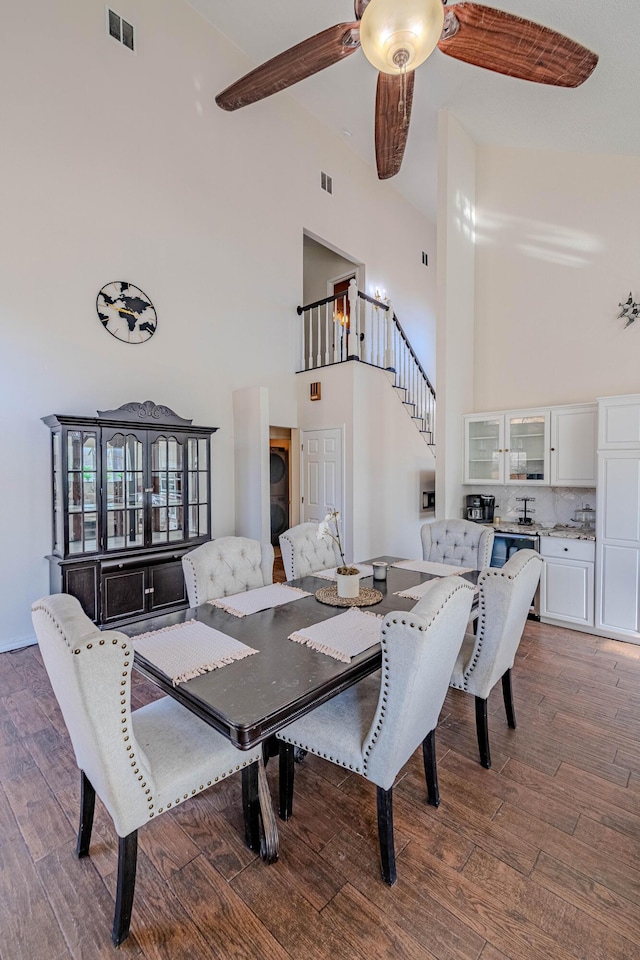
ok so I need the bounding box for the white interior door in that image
[302,428,343,524]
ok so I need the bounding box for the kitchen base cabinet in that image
[540,537,595,628]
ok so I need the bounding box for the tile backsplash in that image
[462,486,596,527]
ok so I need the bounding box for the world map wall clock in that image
[96,281,157,343]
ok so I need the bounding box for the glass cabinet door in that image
[66,430,98,553]
[465,417,504,483]
[151,435,184,544]
[506,412,549,483]
[105,433,144,550]
[187,437,210,539]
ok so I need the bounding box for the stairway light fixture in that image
[359,0,445,75]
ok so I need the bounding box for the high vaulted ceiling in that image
[188,0,640,221]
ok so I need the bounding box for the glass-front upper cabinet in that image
[43,403,217,559]
[464,409,550,485]
[464,415,505,483]
[505,411,550,484]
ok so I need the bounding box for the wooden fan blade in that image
[438,3,598,88]
[216,23,360,111]
[375,71,415,179]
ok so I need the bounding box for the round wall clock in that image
[96,281,157,344]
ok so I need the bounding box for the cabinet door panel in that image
[102,569,146,622]
[599,398,640,448]
[149,561,187,611]
[541,558,593,625]
[505,411,549,484]
[601,456,640,542]
[64,564,99,623]
[464,416,504,484]
[599,544,640,633]
[551,406,597,487]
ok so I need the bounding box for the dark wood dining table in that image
[123,557,479,861]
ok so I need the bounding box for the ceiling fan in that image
[215,0,598,180]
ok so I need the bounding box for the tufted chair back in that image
[363,577,474,790]
[32,594,155,838]
[279,522,342,581]
[182,536,274,607]
[421,519,494,570]
[450,549,543,699]
[32,592,263,945]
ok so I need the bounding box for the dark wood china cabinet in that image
[43,401,217,627]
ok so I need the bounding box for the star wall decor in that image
[618,293,640,328]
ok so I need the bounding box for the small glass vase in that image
[336,572,359,599]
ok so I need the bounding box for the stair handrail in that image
[297,287,435,445]
[391,312,436,401]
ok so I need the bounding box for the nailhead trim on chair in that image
[450,554,539,692]
[182,554,199,605]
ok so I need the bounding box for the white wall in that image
[0,0,436,647]
[474,146,640,412]
[436,111,477,520]
[297,363,435,563]
[233,387,270,542]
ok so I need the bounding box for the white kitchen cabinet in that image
[540,537,595,627]
[596,442,640,643]
[464,409,549,485]
[550,404,597,487]
[598,395,640,449]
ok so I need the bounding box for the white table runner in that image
[209,582,312,618]
[134,620,258,685]
[313,563,374,581]
[391,559,474,577]
[288,607,382,663]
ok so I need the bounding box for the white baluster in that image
[348,280,358,360]
[384,303,394,369]
[324,302,330,366]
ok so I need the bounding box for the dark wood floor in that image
[2,616,640,959]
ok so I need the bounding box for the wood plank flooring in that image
[2,617,640,959]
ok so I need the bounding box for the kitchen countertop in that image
[489,522,596,541]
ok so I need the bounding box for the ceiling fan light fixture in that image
[359,0,445,75]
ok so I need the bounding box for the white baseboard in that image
[0,635,37,655]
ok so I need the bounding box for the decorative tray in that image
[315,585,383,608]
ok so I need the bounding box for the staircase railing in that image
[297,280,436,444]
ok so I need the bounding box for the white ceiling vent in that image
[107,8,135,51]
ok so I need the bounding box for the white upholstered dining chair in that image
[182,536,274,607]
[276,577,474,885]
[278,521,342,581]
[31,593,262,946]
[421,519,494,571]
[449,549,543,768]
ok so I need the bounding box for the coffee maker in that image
[466,494,495,523]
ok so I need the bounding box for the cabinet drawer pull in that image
[144,487,153,493]
[144,587,155,594]
[563,547,568,552]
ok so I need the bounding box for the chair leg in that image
[422,728,440,807]
[502,668,517,729]
[76,770,95,858]
[475,696,491,769]
[278,741,295,821]
[242,763,261,852]
[376,786,397,886]
[112,831,138,947]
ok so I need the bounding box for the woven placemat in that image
[315,585,383,607]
